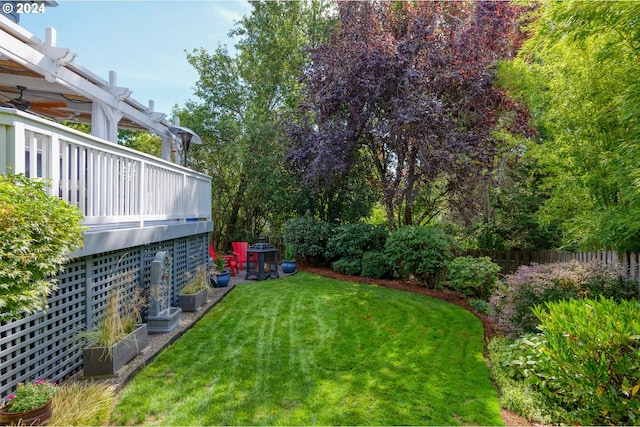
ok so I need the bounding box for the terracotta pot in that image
[0,399,52,426]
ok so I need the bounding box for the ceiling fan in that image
[2,85,69,117]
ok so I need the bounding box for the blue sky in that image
[19,1,251,116]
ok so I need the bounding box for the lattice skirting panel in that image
[0,233,209,398]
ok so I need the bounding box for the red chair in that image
[209,245,239,276]
[231,241,258,271]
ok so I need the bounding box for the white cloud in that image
[209,1,248,24]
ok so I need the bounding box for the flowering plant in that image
[489,260,638,337]
[2,380,59,413]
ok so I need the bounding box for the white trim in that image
[0,15,177,144]
[1,108,211,229]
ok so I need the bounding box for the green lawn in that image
[112,272,502,425]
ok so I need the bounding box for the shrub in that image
[282,215,333,265]
[533,297,640,425]
[489,260,638,337]
[489,334,551,383]
[331,258,361,276]
[468,299,490,315]
[361,251,393,279]
[498,381,558,425]
[446,256,501,299]
[487,337,562,425]
[385,225,458,287]
[0,174,85,320]
[325,224,388,261]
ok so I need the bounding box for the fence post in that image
[630,253,638,282]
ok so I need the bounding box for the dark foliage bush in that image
[331,258,361,276]
[361,251,393,279]
[489,260,638,337]
[533,297,640,425]
[446,256,501,299]
[282,215,333,265]
[385,225,459,287]
[325,224,388,262]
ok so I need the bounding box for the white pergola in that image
[0,14,196,163]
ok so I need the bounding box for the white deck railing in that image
[1,108,211,228]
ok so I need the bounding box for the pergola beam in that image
[0,16,173,142]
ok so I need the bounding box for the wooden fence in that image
[465,249,640,282]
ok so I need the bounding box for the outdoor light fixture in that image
[245,237,280,281]
[168,125,203,167]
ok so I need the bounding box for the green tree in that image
[470,152,562,250]
[499,1,640,251]
[118,130,162,157]
[0,174,85,319]
[179,0,339,247]
[62,122,162,157]
[287,1,528,230]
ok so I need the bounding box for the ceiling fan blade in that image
[30,100,67,108]
[10,99,30,110]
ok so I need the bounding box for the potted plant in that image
[281,246,297,274]
[178,264,212,311]
[211,257,231,287]
[0,379,59,425]
[81,285,148,377]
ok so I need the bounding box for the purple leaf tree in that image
[287,1,531,229]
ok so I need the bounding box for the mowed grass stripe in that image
[112,272,502,426]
